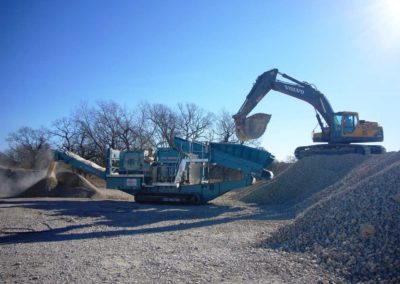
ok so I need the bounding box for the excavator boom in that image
[233,68,334,141]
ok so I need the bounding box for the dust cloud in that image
[0,166,46,197]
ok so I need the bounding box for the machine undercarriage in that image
[294,144,386,159]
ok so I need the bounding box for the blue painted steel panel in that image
[210,142,274,177]
[106,176,143,194]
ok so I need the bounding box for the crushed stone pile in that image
[235,154,368,207]
[19,171,99,198]
[295,151,400,212]
[19,171,134,200]
[0,166,133,201]
[264,152,400,283]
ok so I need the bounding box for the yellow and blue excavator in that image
[233,68,385,159]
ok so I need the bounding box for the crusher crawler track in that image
[295,144,386,159]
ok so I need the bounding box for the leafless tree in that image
[214,110,239,143]
[71,102,105,164]
[71,101,130,164]
[3,100,266,171]
[131,103,157,149]
[144,103,179,147]
[5,126,51,169]
[176,103,214,141]
[57,101,156,165]
[115,105,136,151]
[49,117,78,152]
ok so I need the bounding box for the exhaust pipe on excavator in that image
[233,113,271,141]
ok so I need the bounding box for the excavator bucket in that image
[235,113,271,141]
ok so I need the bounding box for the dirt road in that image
[0,195,343,283]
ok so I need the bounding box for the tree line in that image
[0,101,258,169]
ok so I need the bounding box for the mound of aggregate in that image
[19,171,98,198]
[295,151,400,212]
[265,152,400,283]
[236,154,368,206]
[0,163,134,201]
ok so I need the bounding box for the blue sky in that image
[1,0,399,160]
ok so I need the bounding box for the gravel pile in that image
[0,166,133,201]
[18,171,134,200]
[295,151,400,212]
[264,152,400,283]
[235,154,367,207]
[19,171,99,198]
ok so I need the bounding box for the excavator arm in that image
[233,68,335,141]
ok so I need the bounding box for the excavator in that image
[233,68,385,159]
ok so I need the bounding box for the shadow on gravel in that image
[0,199,291,245]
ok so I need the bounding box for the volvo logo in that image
[284,85,305,94]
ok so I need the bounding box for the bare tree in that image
[93,101,123,150]
[214,110,239,143]
[176,103,214,141]
[111,103,155,151]
[72,102,105,164]
[46,101,158,166]
[3,100,267,171]
[144,103,179,148]
[71,123,93,160]
[132,103,157,149]
[72,101,130,164]
[5,126,51,169]
[115,105,136,151]
[49,117,78,152]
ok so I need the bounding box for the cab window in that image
[333,114,342,136]
[343,114,357,134]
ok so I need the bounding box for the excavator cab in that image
[313,111,383,144]
[332,112,358,137]
[329,111,383,143]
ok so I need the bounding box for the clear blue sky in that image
[1,0,399,160]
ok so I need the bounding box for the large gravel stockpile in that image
[296,151,400,212]
[19,171,99,198]
[265,152,400,283]
[19,171,134,200]
[235,154,368,206]
[0,167,133,201]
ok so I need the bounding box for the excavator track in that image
[295,144,386,159]
[134,192,203,205]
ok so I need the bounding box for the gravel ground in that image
[2,153,398,283]
[0,195,343,284]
